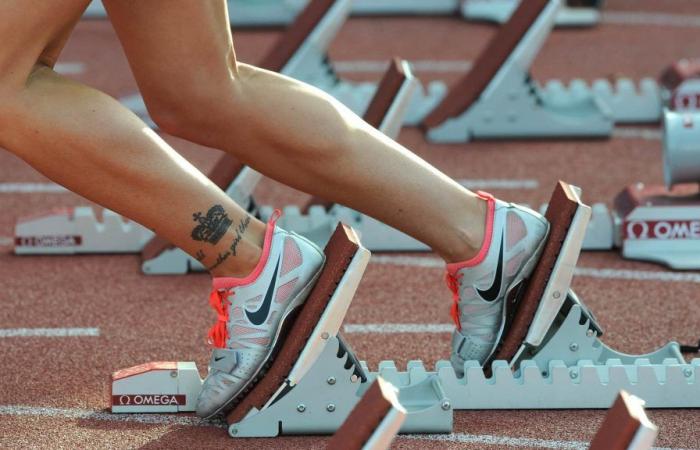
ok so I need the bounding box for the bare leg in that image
[0,0,265,277]
[104,0,487,263]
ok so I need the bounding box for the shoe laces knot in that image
[444,271,464,331]
[208,288,233,348]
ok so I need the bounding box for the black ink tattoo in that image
[230,216,251,256]
[191,205,232,245]
[195,250,206,262]
[208,250,232,271]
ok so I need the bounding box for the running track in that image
[1,0,700,448]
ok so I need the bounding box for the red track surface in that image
[1,1,700,448]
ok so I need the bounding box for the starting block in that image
[113,182,700,440]
[590,391,658,450]
[422,0,661,143]
[660,58,700,112]
[119,0,443,128]
[554,108,700,269]
[113,225,453,437]
[261,58,430,252]
[462,0,602,28]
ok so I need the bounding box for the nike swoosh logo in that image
[477,230,504,303]
[214,356,225,362]
[246,255,281,326]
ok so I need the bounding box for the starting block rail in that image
[422,0,661,143]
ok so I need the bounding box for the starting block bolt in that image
[684,368,693,378]
[569,369,578,379]
[321,332,329,340]
[441,400,451,411]
[297,404,306,413]
[569,343,579,352]
[326,404,336,412]
[351,374,359,383]
[170,370,177,378]
[553,291,561,299]
[327,376,336,385]
[230,428,238,435]
[586,329,595,337]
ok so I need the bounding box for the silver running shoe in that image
[445,192,549,375]
[196,215,324,418]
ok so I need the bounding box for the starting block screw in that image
[441,400,451,411]
[327,376,336,385]
[321,332,329,340]
[553,291,561,299]
[586,329,595,337]
[569,369,578,379]
[326,403,336,412]
[297,404,306,413]
[230,428,238,436]
[569,343,579,352]
[351,374,359,383]
[684,368,693,378]
[170,370,177,378]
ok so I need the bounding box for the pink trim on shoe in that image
[211,210,281,290]
[446,191,495,274]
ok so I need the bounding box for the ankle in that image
[440,195,489,264]
[208,217,266,279]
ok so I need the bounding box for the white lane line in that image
[334,59,472,74]
[371,255,700,283]
[0,328,100,338]
[54,62,86,75]
[0,183,67,193]
[0,405,685,450]
[613,127,663,141]
[458,179,539,190]
[603,11,700,28]
[575,267,700,284]
[0,405,214,427]
[344,323,453,334]
[402,433,681,450]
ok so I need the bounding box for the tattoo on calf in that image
[195,250,206,262]
[191,205,232,245]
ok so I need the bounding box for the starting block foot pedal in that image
[590,391,658,450]
[327,377,406,450]
[225,224,451,437]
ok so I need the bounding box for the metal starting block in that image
[421,0,661,142]
[462,0,602,28]
[118,0,442,128]
[112,225,453,437]
[590,391,659,450]
[223,225,451,437]
[548,108,700,269]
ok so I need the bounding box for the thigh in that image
[0,0,89,86]
[102,0,237,100]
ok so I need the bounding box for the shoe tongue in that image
[209,348,238,373]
